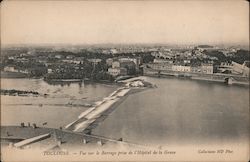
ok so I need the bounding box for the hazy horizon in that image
[1,1,249,46]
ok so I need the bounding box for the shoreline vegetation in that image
[1,71,29,78]
[1,69,249,86]
[0,89,47,97]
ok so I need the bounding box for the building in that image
[66,55,75,59]
[47,68,53,73]
[110,48,118,54]
[191,66,202,73]
[112,61,121,68]
[118,57,142,68]
[232,61,249,77]
[243,61,250,77]
[87,59,102,65]
[146,63,172,71]
[153,58,174,64]
[62,60,82,64]
[4,66,29,74]
[172,65,191,72]
[106,58,113,67]
[16,58,29,63]
[55,55,63,59]
[184,59,191,64]
[242,66,249,77]
[111,60,136,75]
[217,62,233,73]
[201,63,213,74]
[4,66,16,72]
[147,63,193,73]
[19,69,29,74]
[108,67,127,76]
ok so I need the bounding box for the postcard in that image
[1,0,249,161]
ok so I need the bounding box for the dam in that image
[65,77,151,133]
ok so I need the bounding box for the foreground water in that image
[1,78,118,128]
[93,77,249,146]
[1,77,249,147]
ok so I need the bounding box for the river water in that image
[1,78,118,128]
[1,77,249,147]
[93,77,249,147]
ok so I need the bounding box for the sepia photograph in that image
[0,0,249,161]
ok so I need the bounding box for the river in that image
[1,78,118,128]
[1,77,249,148]
[92,77,249,147]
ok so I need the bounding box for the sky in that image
[1,0,249,46]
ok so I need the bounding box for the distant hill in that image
[197,45,214,48]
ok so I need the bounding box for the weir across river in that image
[65,77,150,133]
[65,87,131,132]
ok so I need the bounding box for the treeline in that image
[230,50,250,64]
[37,50,154,63]
[44,61,115,81]
[6,60,48,77]
[1,89,40,95]
[204,49,249,65]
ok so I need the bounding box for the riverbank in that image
[143,68,249,86]
[1,70,115,84]
[1,71,29,78]
[1,89,47,97]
